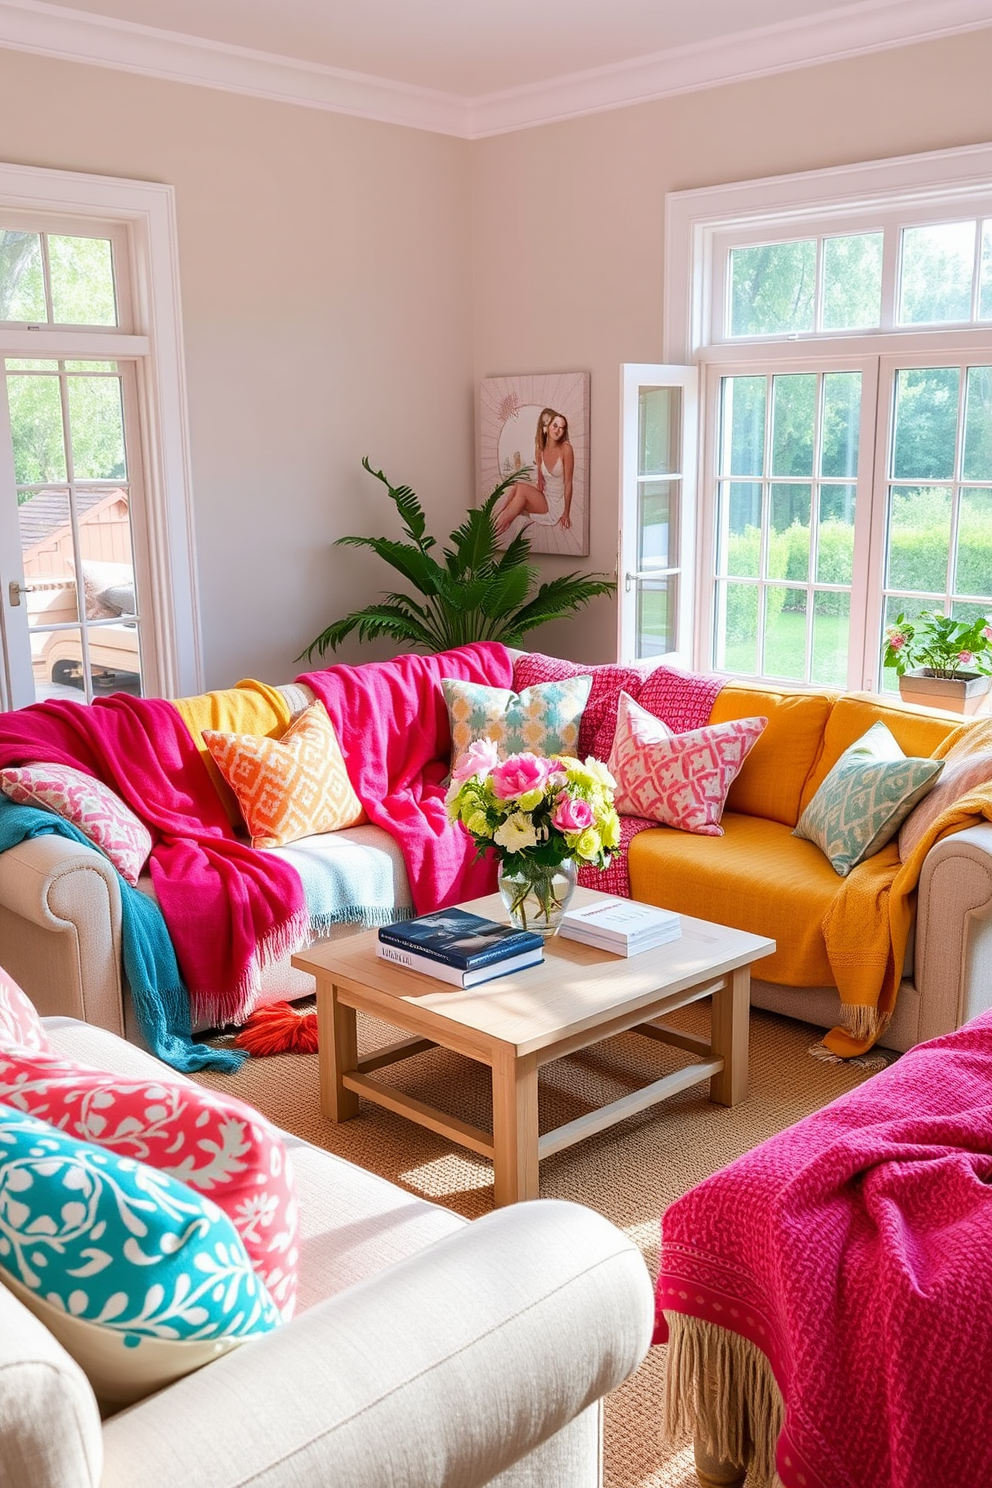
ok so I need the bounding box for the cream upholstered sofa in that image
[1,1013,655,1488]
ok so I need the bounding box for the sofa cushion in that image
[607,692,766,836]
[708,683,837,827]
[204,699,366,848]
[0,761,152,885]
[511,652,649,760]
[0,1106,282,1408]
[627,812,845,987]
[794,721,944,876]
[0,967,52,1054]
[899,742,992,862]
[441,675,591,777]
[799,693,965,814]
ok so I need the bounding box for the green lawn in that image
[720,610,892,689]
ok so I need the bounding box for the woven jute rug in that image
[194,1002,879,1488]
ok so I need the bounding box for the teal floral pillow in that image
[793,720,944,877]
[442,675,592,777]
[0,1107,281,1406]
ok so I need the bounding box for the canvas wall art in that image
[479,371,590,556]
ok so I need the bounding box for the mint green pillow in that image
[442,674,592,776]
[793,721,944,877]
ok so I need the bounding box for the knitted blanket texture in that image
[656,1011,992,1488]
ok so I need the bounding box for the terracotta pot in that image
[897,667,992,715]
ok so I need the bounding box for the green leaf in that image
[360,456,431,545]
[336,535,445,596]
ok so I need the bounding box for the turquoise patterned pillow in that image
[442,675,592,776]
[793,721,944,877]
[0,1107,281,1406]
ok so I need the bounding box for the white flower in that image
[494,812,538,853]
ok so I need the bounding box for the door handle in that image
[8,580,23,607]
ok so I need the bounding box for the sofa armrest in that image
[915,821,992,1042]
[0,835,125,1036]
[101,1198,654,1488]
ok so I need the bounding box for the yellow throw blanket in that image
[822,717,992,1056]
[174,679,292,829]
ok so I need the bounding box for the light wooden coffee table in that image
[292,888,774,1206]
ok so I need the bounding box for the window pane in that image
[771,374,815,476]
[721,376,765,476]
[730,241,815,336]
[962,365,992,481]
[899,221,976,325]
[715,582,758,674]
[67,374,126,480]
[812,590,850,687]
[718,482,762,577]
[769,483,810,584]
[637,479,675,570]
[638,387,680,475]
[980,222,992,321]
[822,233,882,330]
[817,486,856,584]
[635,580,673,657]
[886,485,951,593]
[821,371,861,478]
[891,367,959,481]
[49,235,117,326]
[0,230,45,321]
[7,372,67,484]
[764,588,806,680]
[956,488,992,597]
[953,597,992,625]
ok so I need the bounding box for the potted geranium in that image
[446,740,620,935]
[883,610,992,714]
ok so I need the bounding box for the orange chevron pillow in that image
[203,700,365,848]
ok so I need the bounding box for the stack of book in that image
[559,898,681,956]
[376,908,544,987]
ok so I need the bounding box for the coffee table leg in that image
[709,966,750,1106]
[316,978,360,1122]
[491,1049,539,1206]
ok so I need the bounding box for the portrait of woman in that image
[478,372,590,556]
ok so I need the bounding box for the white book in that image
[561,922,682,956]
[560,898,681,948]
[376,939,543,987]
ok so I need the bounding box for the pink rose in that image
[490,752,553,800]
[958,650,974,666]
[551,794,595,833]
[451,737,500,784]
[983,626,992,643]
[886,631,906,651]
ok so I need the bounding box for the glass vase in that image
[497,856,578,938]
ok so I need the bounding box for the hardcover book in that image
[560,898,681,952]
[378,908,543,970]
[375,939,543,987]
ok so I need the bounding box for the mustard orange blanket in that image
[822,718,992,1056]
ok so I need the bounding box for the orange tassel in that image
[234,1002,318,1057]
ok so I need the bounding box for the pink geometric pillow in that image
[607,691,767,837]
[0,760,152,885]
[0,1044,299,1319]
[0,967,51,1054]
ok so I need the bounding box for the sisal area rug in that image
[194,1001,880,1488]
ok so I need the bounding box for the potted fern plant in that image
[300,458,616,660]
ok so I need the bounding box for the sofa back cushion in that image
[709,683,838,827]
[798,694,967,815]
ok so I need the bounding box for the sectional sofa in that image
[1,649,991,1059]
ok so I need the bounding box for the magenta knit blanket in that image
[655,1012,992,1488]
[0,696,307,1028]
[299,643,514,915]
[511,653,725,897]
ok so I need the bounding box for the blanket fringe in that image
[190,905,312,1030]
[304,904,415,940]
[836,1003,892,1043]
[662,1313,784,1488]
[808,1041,891,1070]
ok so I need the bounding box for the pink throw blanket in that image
[655,1013,992,1488]
[512,654,725,896]
[0,697,307,1027]
[299,643,514,914]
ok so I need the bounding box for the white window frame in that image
[663,141,992,684]
[0,161,202,705]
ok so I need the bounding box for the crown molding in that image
[0,0,989,140]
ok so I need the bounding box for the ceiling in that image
[0,0,988,136]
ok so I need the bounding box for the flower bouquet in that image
[446,740,621,935]
[883,610,992,678]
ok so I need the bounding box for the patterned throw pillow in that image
[442,675,592,777]
[0,761,152,885]
[0,968,51,1054]
[0,1107,282,1407]
[0,1043,299,1321]
[203,699,365,848]
[607,691,766,836]
[898,747,992,862]
[794,720,944,876]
